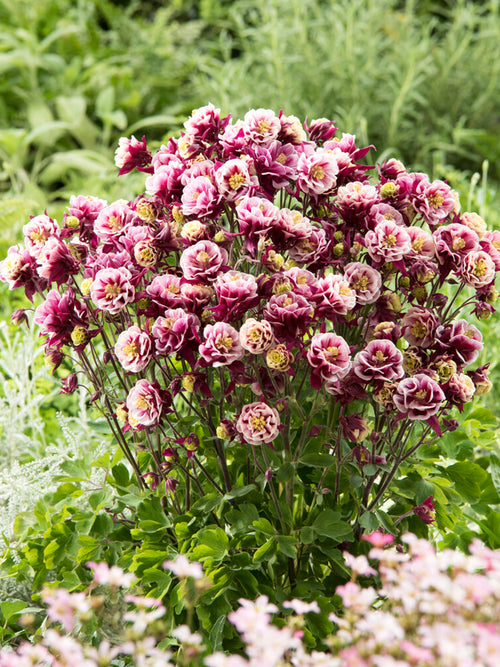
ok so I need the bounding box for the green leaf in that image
[490,453,500,497]
[191,527,229,563]
[359,512,379,532]
[0,600,27,624]
[299,454,335,468]
[223,484,256,500]
[253,537,276,563]
[252,518,275,536]
[277,535,297,558]
[446,461,488,503]
[312,510,353,542]
[209,615,226,652]
[300,526,314,544]
[277,462,295,482]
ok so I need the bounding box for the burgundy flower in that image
[152,309,200,357]
[352,339,404,383]
[179,240,228,283]
[115,326,153,372]
[36,237,80,286]
[297,149,339,195]
[306,332,352,389]
[288,228,329,267]
[90,267,135,314]
[412,496,436,524]
[0,244,43,300]
[393,373,445,420]
[263,292,313,340]
[126,379,164,427]
[236,196,280,254]
[198,322,245,367]
[434,319,483,368]
[433,223,479,268]
[236,401,280,445]
[335,181,380,223]
[145,273,187,312]
[401,306,440,347]
[34,288,88,350]
[213,270,260,320]
[145,158,184,202]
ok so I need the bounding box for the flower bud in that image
[402,348,423,376]
[116,404,128,425]
[264,249,285,271]
[71,325,89,346]
[380,182,399,199]
[80,278,92,297]
[411,285,427,303]
[333,242,344,257]
[213,230,227,243]
[182,374,196,393]
[333,230,343,242]
[134,240,158,267]
[399,276,410,290]
[136,198,158,222]
[485,286,499,305]
[216,419,236,440]
[64,215,80,229]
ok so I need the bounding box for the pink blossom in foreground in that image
[87,561,136,587]
[239,318,274,354]
[365,219,412,264]
[163,554,203,579]
[242,108,281,146]
[126,379,164,427]
[306,332,352,388]
[179,240,228,282]
[152,309,200,357]
[236,402,280,445]
[344,262,382,305]
[352,339,404,383]
[94,200,135,240]
[297,149,339,195]
[23,214,59,256]
[199,321,245,367]
[181,175,219,217]
[114,326,153,372]
[90,267,135,314]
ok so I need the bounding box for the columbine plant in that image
[1,104,498,590]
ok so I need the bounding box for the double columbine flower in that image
[1,103,497,495]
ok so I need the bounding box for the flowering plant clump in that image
[1,104,498,596]
[3,539,500,665]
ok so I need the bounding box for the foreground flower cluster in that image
[2,536,500,666]
[0,104,497,538]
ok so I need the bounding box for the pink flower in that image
[213,270,259,320]
[312,273,357,318]
[199,322,245,367]
[433,223,479,267]
[239,318,274,354]
[23,214,59,256]
[336,181,380,221]
[126,379,164,427]
[114,135,152,175]
[393,373,445,420]
[401,306,440,347]
[87,561,136,587]
[407,226,436,259]
[365,219,412,264]
[362,531,394,547]
[480,230,500,270]
[152,309,200,356]
[412,496,436,524]
[163,554,203,579]
[236,196,281,253]
[114,326,153,372]
[146,273,187,311]
[145,158,184,201]
[344,262,382,305]
[414,178,457,226]
[236,402,280,445]
[215,158,258,201]
[179,240,228,283]
[181,175,219,217]
[446,372,475,404]
[352,339,404,382]
[297,149,339,195]
[34,288,87,349]
[94,201,135,240]
[460,250,496,288]
[242,108,281,146]
[36,236,80,285]
[90,267,135,314]
[306,332,352,388]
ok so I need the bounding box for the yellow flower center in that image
[325,346,338,361]
[250,415,267,431]
[123,342,138,358]
[217,336,233,350]
[412,237,424,252]
[452,238,466,251]
[196,251,211,265]
[383,234,397,248]
[473,259,487,277]
[105,283,121,298]
[276,152,287,165]
[374,350,386,364]
[353,276,369,291]
[229,172,246,190]
[256,120,271,135]
[310,164,325,181]
[428,192,444,209]
[30,230,49,243]
[108,215,122,231]
[411,321,427,339]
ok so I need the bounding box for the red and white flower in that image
[90,267,135,314]
[236,401,280,445]
[115,326,153,372]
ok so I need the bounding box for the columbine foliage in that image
[1,105,499,620]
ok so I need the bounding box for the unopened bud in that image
[136,198,157,222]
[65,215,80,229]
[333,243,344,257]
[380,182,398,199]
[71,325,89,346]
[80,278,92,297]
[213,230,227,243]
[182,374,196,393]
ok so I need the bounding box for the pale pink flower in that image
[446,373,475,404]
[461,250,496,287]
[480,230,500,270]
[344,262,382,305]
[115,326,153,372]
[283,599,320,614]
[199,322,245,367]
[394,373,445,420]
[126,379,164,427]
[42,588,90,632]
[181,175,218,217]
[276,208,314,242]
[94,200,135,240]
[365,219,412,264]
[343,552,377,577]
[239,318,274,354]
[369,202,405,227]
[336,181,380,219]
[336,581,377,612]
[283,267,318,300]
[87,561,136,587]
[461,211,487,239]
[90,267,135,314]
[414,178,457,225]
[236,402,281,445]
[407,226,436,258]
[179,240,228,282]
[23,214,59,256]
[297,149,339,195]
[163,554,203,579]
